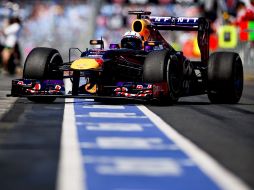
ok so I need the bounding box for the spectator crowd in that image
[0,0,254,75]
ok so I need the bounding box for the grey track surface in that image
[148,81,254,189]
[0,75,64,190]
[0,74,253,190]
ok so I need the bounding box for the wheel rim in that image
[167,59,181,97]
[47,52,63,79]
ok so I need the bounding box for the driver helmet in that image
[121,31,142,50]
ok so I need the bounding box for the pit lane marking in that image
[76,112,148,118]
[80,137,179,150]
[75,100,213,190]
[79,123,145,131]
[82,105,125,109]
[56,98,86,190]
[84,156,182,177]
[57,99,250,190]
[137,105,250,190]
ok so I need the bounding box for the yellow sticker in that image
[70,58,102,70]
[85,83,97,94]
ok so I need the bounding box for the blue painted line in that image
[74,99,221,190]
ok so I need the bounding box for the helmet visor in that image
[121,37,142,50]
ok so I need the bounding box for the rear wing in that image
[129,11,207,31]
[149,16,200,31]
[150,16,210,64]
[129,11,210,65]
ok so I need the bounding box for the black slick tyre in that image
[207,52,243,104]
[143,50,182,104]
[23,47,63,79]
[23,47,62,103]
[143,50,168,83]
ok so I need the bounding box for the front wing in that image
[8,79,169,101]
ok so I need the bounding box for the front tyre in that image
[23,47,63,103]
[207,52,243,104]
[165,55,182,104]
[143,50,182,104]
[23,47,63,80]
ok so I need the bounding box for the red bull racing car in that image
[8,11,243,104]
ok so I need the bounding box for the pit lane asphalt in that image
[0,74,64,190]
[147,81,254,189]
[0,74,253,190]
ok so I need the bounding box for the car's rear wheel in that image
[143,50,182,104]
[23,47,63,103]
[207,52,243,104]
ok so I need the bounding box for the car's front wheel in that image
[23,47,63,103]
[23,47,63,80]
[143,50,182,104]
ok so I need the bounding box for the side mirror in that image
[145,41,160,46]
[90,40,104,49]
[109,43,120,49]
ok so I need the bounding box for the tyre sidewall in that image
[166,54,182,103]
[23,47,63,79]
[143,50,182,104]
[143,50,169,83]
[208,52,243,103]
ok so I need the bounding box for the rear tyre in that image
[143,50,182,104]
[207,52,243,104]
[23,47,63,80]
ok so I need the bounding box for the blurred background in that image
[0,0,253,78]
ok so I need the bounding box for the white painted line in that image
[82,105,125,109]
[80,137,179,150]
[96,157,182,176]
[63,79,72,95]
[138,105,251,190]
[56,98,85,190]
[84,123,144,131]
[83,99,95,102]
[76,112,147,118]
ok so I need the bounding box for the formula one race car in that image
[8,11,243,104]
